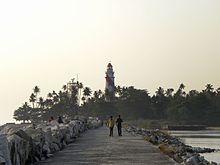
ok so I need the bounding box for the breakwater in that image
[170,130,220,163]
[0,117,102,165]
[125,126,219,165]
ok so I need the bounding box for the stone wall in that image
[0,117,102,165]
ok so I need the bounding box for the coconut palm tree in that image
[38,97,44,108]
[115,85,122,97]
[83,87,92,101]
[156,87,165,97]
[62,85,67,91]
[175,83,186,97]
[33,86,40,105]
[179,83,185,90]
[44,98,53,109]
[204,84,214,94]
[47,92,53,99]
[165,88,174,97]
[216,87,220,96]
[98,90,103,96]
[52,90,59,103]
[29,93,36,108]
[46,92,54,107]
[93,91,99,100]
[33,86,40,97]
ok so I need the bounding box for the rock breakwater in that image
[0,117,102,165]
[125,126,219,165]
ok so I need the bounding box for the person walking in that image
[116,115,123,136]
[108,116,115,137]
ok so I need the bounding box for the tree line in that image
[14,82,220,126]
[13,81,92,123]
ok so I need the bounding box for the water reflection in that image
[170,130,220,163]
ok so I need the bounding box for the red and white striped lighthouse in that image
[105,63,115,96]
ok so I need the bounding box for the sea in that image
[169,130,220,163]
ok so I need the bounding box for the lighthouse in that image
[105,63,115,99]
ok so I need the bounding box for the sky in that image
[0,0,220,124]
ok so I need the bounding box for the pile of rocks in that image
[0,117,102,165]
[125,126,219,165]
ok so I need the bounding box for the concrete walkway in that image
[36,127,176,165]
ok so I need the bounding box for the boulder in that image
[173,154,183,163]
[185,154,200,165]
[158,143,176,157]
[0,134,11,165]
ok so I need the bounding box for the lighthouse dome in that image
[107,63,112,67]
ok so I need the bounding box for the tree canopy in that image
[14,82,220,126]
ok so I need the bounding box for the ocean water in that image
[169,130,220,163]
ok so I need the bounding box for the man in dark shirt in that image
[116,115,123,136]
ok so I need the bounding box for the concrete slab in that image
[36,127,177,165]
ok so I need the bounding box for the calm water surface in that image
[169,130,220,163]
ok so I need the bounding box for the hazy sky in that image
[0,0,220,124]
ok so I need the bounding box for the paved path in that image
[36,127,176,165]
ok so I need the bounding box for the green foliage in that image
[82,84,220,126]
[14,102,32,123]
[14,82,220,126]
[14,81,81,122]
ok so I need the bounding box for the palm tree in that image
[47,92,53,99]
[165,88,174,97]
[175,83,186,97]
[52,90,57,96]
[97,90,102,94]
[58,90,67,103]
[34,86,40,104]
[38,97,44,108]
[62,85,67,91]
[156,87,165,97]
[29,93,36,108]
[93,91,99,100]
[52,91,59,103]
[98,90,103,97]
[33,86,40,97]
[204,84,214,94]
[83,87,92,101]
[46,92,54,107]
[115,86,122,97]
[179,83,185,90]
[44,98,53,109]
[216,87,220,96]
